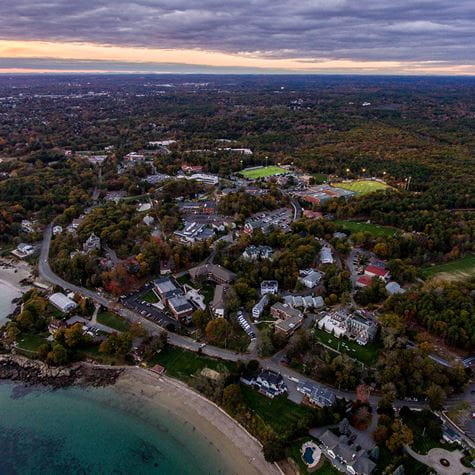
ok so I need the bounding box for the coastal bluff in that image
[0,354,122,388]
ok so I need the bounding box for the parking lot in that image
[120,283,181,331]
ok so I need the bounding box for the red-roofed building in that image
[356,275,373,288]
[181,164,203,173]
[150,364,166,376]
[303,210,323,219]
[364,265,390,282]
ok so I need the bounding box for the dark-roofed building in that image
[271,302,304,321]
[168,296,194,322]
[254,369,287,398]
[275,314,304,337]
[154,277,182,301]
[189,263,236,285]
[297,381,336,407]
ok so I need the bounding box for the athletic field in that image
[421,255,475,281]
[332,180,390,195]
[240,165,287,179]
[334,220,400,237]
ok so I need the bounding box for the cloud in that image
[0,0,473,67]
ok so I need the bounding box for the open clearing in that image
[240,165,287,179]
[332,180,390,195]
[421,255,475,281]
[334,220,400,237]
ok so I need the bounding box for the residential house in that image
[261,280,279,295]
[52,225,63,235]
[83,233,101,253]
[13,243,35,258]
[242,245,273,260]
[48,319,66,335]
[385,281,405,295]
[320,245,334,264]
[297,381,336,407]
[254,370,287,398]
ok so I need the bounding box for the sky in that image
[0,0,474,75]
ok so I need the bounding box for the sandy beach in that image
[0,258,33,321]
[115,368,282,475]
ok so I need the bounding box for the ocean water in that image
[0,280,21,324]
[0,381,234,475]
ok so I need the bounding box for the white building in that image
[252,294,269,320]
[52,225,63,235]
[260,280,279,295]
[49,292,77,313]
[320,245,334,264]
[299,270,324,288]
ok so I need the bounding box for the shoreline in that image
[114,368,282,475]
[0,355,282,475]
[0,257,33,291]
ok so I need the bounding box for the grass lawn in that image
[177,274,193,286]
[17,333,48,353]
[240,165,287,179]
[315,461,341,474]
[97,311,130,332]
[80,344,130,366]
[333,220,400,237]
[199,282,215,305]
[314,327,380,365]
[140,289,159,304]
[241,385,315,439]
[332,180,390,195]
[47,303,65,319]
[313,173,328,184]
[421,254,475,281]
[152,346,235,382]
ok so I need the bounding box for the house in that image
[318,430,376,475]
[189,263,236,285]
[21,220,35,233]
[181,164,204,174]
[299,270,324,288]
[254,370,287,398]
[320,246,334,264]
[160,260,172,275]
[13,243,35,258]
[52,225,63,235]
[48,319,66,335]
[275,314,304,337]
[83,233,101,253]
[252,294,269,320]
[168,296,194,322]
[154,277,182,301]
[261,280,279,295]
[303,210,323,219]
[284,295,325,310]
[49,293,77,313]
[271,302,304,321]
[210,284,228,317]
[297,381,336,407]
[385,281,405,295]
[143,215,155,226]
[242,245,273,260]
[364,265,390,282]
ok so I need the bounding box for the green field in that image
[314,327,380,365]
[152,346,235,382]
[334,220,400,237]
[97,311,130,332]
[241,385,314,439]
[332,180,390,195]
[140,289,159,303]
[16,333,48,353]
[421,255,475,281]
[240,166,287,179]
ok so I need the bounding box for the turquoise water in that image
[0,381,234,474]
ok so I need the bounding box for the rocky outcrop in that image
[0,354,122,388]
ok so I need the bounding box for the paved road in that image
[38,224,474,425]
[290,198,302,221]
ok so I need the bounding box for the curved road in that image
[39,225,473,414]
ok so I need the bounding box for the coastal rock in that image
[0,354,122,388]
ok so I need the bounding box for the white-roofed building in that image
[49,293,77,313]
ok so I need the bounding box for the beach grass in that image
[421,254,475,281]
[313,327,380,366]
[97,311,130,332]
[332,180,390,195]
[152,346,235,382]
[240,385,314,439]
[240,166,287,179]
[333,219,400,237]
